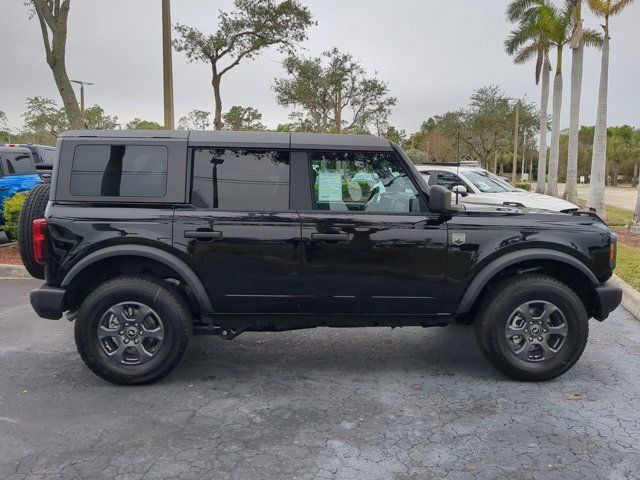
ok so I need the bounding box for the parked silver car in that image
[417,163,579,213]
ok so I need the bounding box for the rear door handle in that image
[310,233,351,242]
[184,230,223,240]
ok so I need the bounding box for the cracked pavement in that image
[1,279,640,479]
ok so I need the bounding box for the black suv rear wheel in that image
[475,274,589,381]
[74,276,192,385]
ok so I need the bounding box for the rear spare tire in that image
[18,183,50,279]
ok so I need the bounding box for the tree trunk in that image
[335,88,342,133]
[564,42,583,203]
[212,70,223,130]
[512,101,520,184]
[536,57,551,194]
[492,151,498,174]
[588,36,609,218]
[633,161,638,188]
[34,0,82,129]
[632,183,640,227]
[612,162,619,187]
[547,71,563,197]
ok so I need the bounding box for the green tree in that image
[126,118,162,130]
[83,104,118,130]
[380,125,406,145]
[587,0,636,217]
[0,111,7,131]
[25,1,82,129]
[173,0,313,130]
[22,96,68,136]
[273,48,396,134]
[222,106,266,130]
[178,109,211,130]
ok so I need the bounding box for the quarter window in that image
[436,171,465,191]
[309,152,422,213]
[191,149,290,211]
[70,145,168,197]
[3,152,33,175]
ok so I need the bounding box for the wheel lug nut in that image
[119,330,123,335]
[525,329,529,333]
[538,336,543,341]
[134,340,139,344]
[543,329,547,333]
[538,321,543,325]
[529,337,533,341]
[124,339,129,344]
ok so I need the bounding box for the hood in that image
[463,190,578,212]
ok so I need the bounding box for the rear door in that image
[173,147,302,314]
[297,150,448,315]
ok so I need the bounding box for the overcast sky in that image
[1,0,639,134]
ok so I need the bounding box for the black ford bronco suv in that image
[26,130,622,385]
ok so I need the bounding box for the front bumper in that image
[30,284,65,320]
[593,281,622,321]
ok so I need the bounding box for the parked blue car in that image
[0,146,43,238]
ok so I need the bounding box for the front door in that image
[298,150,448,315]
[173,148,301,314]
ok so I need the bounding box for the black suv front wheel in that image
[475,274,589,381]
[75,276,192,385]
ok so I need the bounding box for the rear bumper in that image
[593,281,622,321]
[30,284,65,320]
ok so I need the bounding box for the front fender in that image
[455,248,599,315]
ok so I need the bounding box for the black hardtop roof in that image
[0,146,33,154]
[59,130,393,151]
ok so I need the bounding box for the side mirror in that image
[452,184,468,197]
[428,185,462,215]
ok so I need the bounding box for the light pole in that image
[162,0,175,130]
[70,80,95,117]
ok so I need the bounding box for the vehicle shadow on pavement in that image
[168,325,500,384]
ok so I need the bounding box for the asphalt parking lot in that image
[1,279,640,480]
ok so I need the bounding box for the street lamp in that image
[70,80,95,115]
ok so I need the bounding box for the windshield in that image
[463,170,518,193]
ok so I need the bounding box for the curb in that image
[611,274,640,320]
[0,264,32,280]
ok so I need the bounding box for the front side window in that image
[70,144,168,197]
[310,152,422,213]
[191,149,290,211]
[3,152,33,175]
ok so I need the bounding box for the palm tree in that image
[505,0,553,194]
[564,1,604,203]
[587,0,636,217]
[632,185,640,232]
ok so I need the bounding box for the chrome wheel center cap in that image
[126,326,138,338]
[530,326,541,336]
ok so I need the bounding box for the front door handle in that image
[310,233,351,242]
[184,230,223,240]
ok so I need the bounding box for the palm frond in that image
[582,27,605,48]
[610,0,637,15]
[587,0,609,16]
[514,43,540,65]
[506,0,544,22]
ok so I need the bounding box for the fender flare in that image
[455,248,599,315]
[61,245,213,313]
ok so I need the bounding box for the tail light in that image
[32,218,48,264]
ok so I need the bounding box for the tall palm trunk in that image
[564,42,583,203]
[536,57,551,194]
[588,36,609,217]
[547,66,563,197]
[632,184,640,230]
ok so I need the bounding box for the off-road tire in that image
[18,183,50,279]
[74,276,192,385]
[475,274,589,381]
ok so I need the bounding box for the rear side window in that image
[191,148,289,211]
[70,145,168,197]
[3,152,34,175]
[436,171,464,190]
